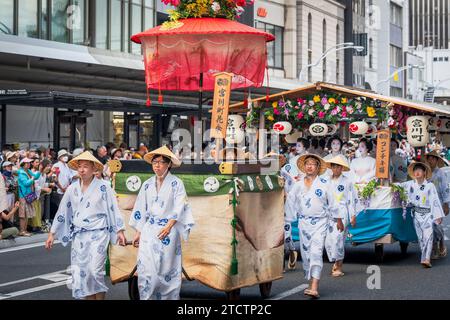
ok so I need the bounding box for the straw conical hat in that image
[297,154,327,175]
[425,150,446,168]
[326,154,350,172]
[143,145,181,167]
[68,151,104,172]
[407,161,432,180]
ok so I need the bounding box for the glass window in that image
[111,0,122,51]
[95,0,108,48]
[390,45,402,67]
[274,26,283,68]
[390,3,402,27]
[255,21,283,69]
[18,0,38,38]
[265,24,275,67]
[131,0,142,54]
[123,0,129,52]
[41,0,49,39]
[0,0,15,35]
[71,0,85,45]
[144,0,154,30]
[51,0,70,43]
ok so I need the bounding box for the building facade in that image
[409,0,450,49]
[296,0,346,84]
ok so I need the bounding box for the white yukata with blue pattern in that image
[129,172,194,300]
[50,178,125,299]
[399,180,445,263]
[285,176,339,280]
[324,175,356,263]
[430,167,450,247]
[280,161,302,252]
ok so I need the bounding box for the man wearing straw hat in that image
[397,161,445,268]
[129,146,194,300]
[285,154,341,299]
[324,154,356,277]
[425,150,449,258]
[45,151,127,300]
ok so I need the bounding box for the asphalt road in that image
[0,220,449,300]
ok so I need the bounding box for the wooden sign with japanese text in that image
[376,129,391,179]
[210,72,233,139]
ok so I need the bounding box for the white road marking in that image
[0,241,61,254]
[0,269,67,287]
[0,281,67,300]
[268,284,309,300]
[39,273,71,283]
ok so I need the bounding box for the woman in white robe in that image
[129,146,194,300]
[285,154,340,299]
[45,151,126,300]
[350,138,376,184]
[398,161,445,267]
[324,155,356,277]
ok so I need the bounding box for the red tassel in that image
[146,98,151,107]
[243,90,248,108]
[158,94,163,104]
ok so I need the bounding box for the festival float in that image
[230,81,450,262]
[107,0,285,300]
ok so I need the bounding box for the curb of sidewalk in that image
[0,233,49,250]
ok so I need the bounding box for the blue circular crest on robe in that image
[337,185,345,192]
[420,185,425,191]
[315,189,323,197]
[161,236,170,246]
[57,215,65,223]
[100,185,106,192]
[134,211,141,220]
[285,164,291,172]
[145,183,149,190]
[149,217,155,224]
[67,202,72,208]
[285,237,291,243]
[80,270,86,278]
[62,236,69,243]
[284,224,291,231]
[171,181,178,188]
[410,187,414,194]
[416,195,420,200]
[433,199,440,207]
[320,178,327,184]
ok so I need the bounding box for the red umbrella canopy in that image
[131,18,275,92]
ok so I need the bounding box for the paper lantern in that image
[364,124,377,138]
[327,124,338,135]
[349,121,369,135]
[273,121,292,135]
[309,123,328,136]
[225,115,245,144]
[285,130,302,143]
[406,116,429,147]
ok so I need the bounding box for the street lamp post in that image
[298,42,364,82]
[375,64,425,94]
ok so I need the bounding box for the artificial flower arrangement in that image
[161,0,254,22]
[356,180,408,218]
[245,92,388,129]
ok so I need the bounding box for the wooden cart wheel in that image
[375,244,384,263]
[225,289,241,300]
[400,242,409,256]
[259,282,272,299]
[128,276,140,300]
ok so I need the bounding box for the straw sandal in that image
[303,288,320,299]
[439,245,448,258]
[18,231,32,237]
[421,260,432,268]
[287,251,298,270]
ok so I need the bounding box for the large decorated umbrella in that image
[131,1,274,119]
